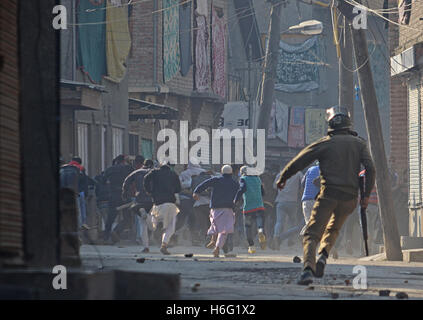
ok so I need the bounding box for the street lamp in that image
[287,19,323,35]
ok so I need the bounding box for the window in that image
[141,139,153,160]
[77,123,89,173]
[129,134,139,156]
[112,127,124,160]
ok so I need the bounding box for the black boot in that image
[315,250,328,278]
[297,268,314,286]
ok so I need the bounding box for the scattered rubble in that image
[396,292,409,299]
[379,290,390,297]
[191,283,201,292]
[293,256,301,263]
[331,293,339,299]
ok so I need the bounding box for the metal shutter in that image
[408,77,421,206]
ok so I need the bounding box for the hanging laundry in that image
[212,6,226,99]
[76,0,107,84]
[290,107,305,126]
[106,0,131,82]
[268,100,289,143]
[398,0,412,25]
[163,0,180,82]
[196,0,208,16]
[195,15,209,92]
[179,1,192,77]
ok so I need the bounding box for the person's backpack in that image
[191,173,212,196]
[60,165,80,194]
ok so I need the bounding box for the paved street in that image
[81,244,423,300]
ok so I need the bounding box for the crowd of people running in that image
[59,153,386,258]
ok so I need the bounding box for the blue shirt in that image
[301,165,320,202]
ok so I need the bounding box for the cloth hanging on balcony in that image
[76,0,107,84]
[305,108,326,145]
[195,15,209,92]
[268,100,289,143]
[163,0,180,82]
[398,0,412,25]
[106,0,131,82]
[179,1,192,77]
[275,36,321,92]
[196,0,208,16]
[211,7,226,99]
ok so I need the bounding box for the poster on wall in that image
[287,107,305,148]
[305,108,326,144]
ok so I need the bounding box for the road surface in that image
[81,243,423,300]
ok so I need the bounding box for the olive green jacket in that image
[279,131,376,199]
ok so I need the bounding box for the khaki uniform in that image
[279,130,375,272]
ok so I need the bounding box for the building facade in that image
[127,0,229,170]
[60,0,131,177]
[390,0,423,238]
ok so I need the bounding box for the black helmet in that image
[326,106,352,131]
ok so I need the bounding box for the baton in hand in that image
[359,175,369,256]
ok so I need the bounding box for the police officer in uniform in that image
[276,106,376,285]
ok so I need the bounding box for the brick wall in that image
[128,0,155,89]
[389,0,411,188]
[0,0,23,263]
[128,0,228,97]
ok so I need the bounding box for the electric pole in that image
[258,0,283,137]
[339,18,354,122]
[345,0,403,260]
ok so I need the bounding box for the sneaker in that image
[258,232,267,250]
[248,246,256,254]
[141,247,150,253]
[213,247,220,258]
[315,253,327,278]
[206,236,216,249]
[160,245,171,255]
[297,269,314,286]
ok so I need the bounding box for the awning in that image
[60,79,106,111]
[129,98,179,120]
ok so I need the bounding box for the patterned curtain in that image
[195,15,209,92]
[179,1,192,77]
[275,36,320,93]
[211,7,226,99]
[163,0,180,82]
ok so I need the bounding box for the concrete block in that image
[401,236,423,250]
[0,269,180,299]
[403,249,423,263]
[379,245,385,253]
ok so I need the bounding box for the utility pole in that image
[339,18,354,122]
[343,0,403,260]
[258,0,283,137]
